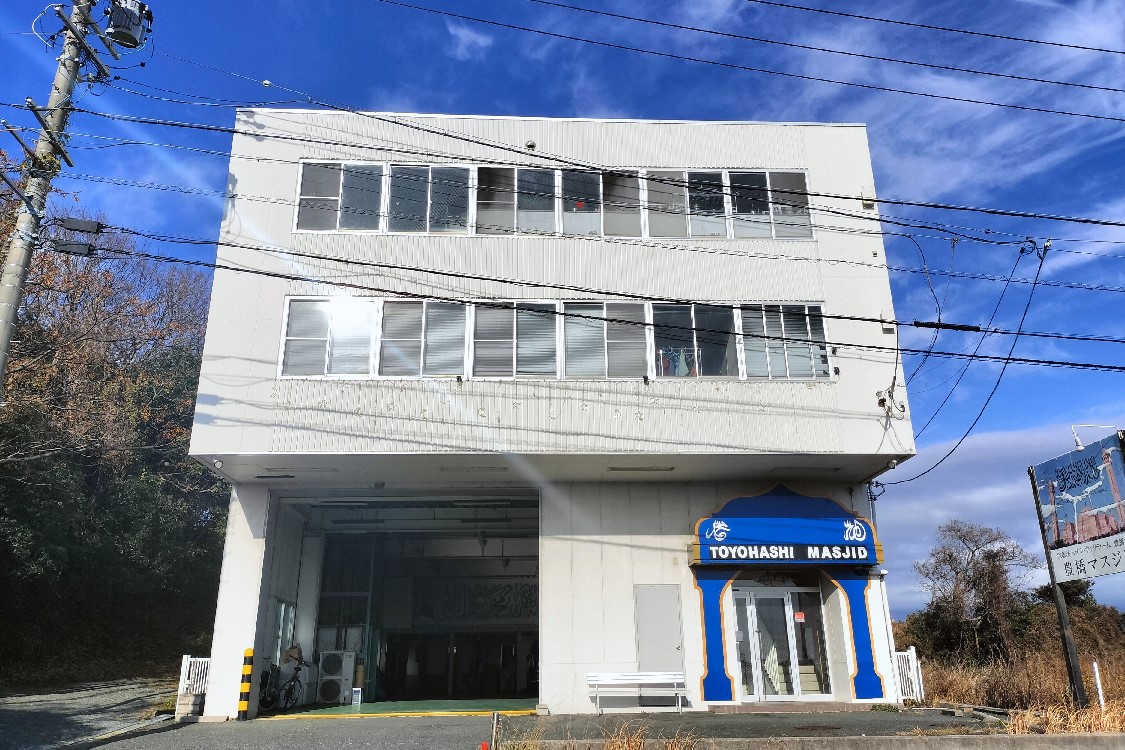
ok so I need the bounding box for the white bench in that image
[587,671,685,713]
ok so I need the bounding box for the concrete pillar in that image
[203,484,272,719]
[293,534,324,660]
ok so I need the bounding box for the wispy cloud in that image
[444,20,494,61]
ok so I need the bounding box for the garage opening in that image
[309,496,538,703]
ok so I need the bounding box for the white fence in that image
[895,646,925,702]
[178,655,210,695]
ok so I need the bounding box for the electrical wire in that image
[885,242,1053,484]
[530,0,1125,95]
[740,0,1125,57]
[369,0,1125,126]
[904,235,943,382]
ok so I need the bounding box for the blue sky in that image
[2,0,1125,617]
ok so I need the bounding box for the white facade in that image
[190,112,914,718]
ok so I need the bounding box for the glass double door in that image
[732,590,831,701]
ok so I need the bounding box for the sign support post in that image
[1028,465,1088,708]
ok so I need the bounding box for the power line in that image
[69,241,1125,374]
[885,243,1053,485]
[369,0,1125,126]
[96,223,1125,347]
[49,168,1125,298]
[530,0,1125,95]
[741,0,1125,57]
[29,100,1125,232]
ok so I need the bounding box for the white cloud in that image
[444,20,494,61]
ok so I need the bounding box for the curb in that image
[261,709,539,720]
[60,715,175,749]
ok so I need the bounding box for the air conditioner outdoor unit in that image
[317,650,356,704]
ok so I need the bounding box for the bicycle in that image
[258,659,311,712]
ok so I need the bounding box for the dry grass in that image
[1008,701,1125,734]
[500,724,546,750]
[602,722,648,750]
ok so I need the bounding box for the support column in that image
[204,485,273,719]
[293,534,324,660]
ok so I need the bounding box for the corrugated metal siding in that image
[267,378,841,455]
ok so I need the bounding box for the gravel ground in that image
[0,678,176,750]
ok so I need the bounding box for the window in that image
[730,172,770,239]
[517,169,556,235]
[296,162,814,239]
[564,302,606,377]
[379,301,424,376]
[477,167,516,234]
[606,303,647,377]
[602,172,642,237]
[423,301,467,375]
[340,165,383,230]
[297,163,384,231]
[474,303,515,376]
[562,171,600,236]
[516,303,557,375]
[281,298,375,376]
[687,172,726,237]
[429,167,470,234]
[296,163,342,231]
[389,166,428,232]
[282,300,330,375]
[646,170,688,238]
[769,172,813,238]
[652,304,738,378]
[741,304,829,379]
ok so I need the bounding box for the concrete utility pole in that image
[0,1,97,404]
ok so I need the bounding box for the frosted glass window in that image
[516,303,557,376]
[517,169,556,234]
[474,304,515,376]
[297,163,341,230]
[731,172,771,238]
[562,171,600,236]
[646,170,688,238]
[282,300,330,375]
[602,172,642,237]
[606,303,647,377]
[564,303,606,377]
[340,165,383,230]
[389,166,428,232]
[423,302,466,376]
[688,172,726,237]
[379,301,423,376]
[477,168,516,234]
[741,305,769,378]
[328,299,374,374]
[770,172,813,238]
[429,167,469,234]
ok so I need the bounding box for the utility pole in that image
[0,0,151,404]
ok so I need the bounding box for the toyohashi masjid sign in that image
[690,489,882,566]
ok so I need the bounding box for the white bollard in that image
[1093,660,1106,711]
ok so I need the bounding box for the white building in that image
[189,111,915,718]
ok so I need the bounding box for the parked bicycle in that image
[258,659,311,712]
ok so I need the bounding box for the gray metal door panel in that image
[635,584,684,671]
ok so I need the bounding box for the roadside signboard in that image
[1031,431,1125,583]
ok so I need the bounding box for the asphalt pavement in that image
[0,678,176,750]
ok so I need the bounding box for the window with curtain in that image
[741,304,829,379]
[564,302,606,377]
[477,167,516,234]
[606,302,648,377]
[422,301,466,375]
[379,301,424,376]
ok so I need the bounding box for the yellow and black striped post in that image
[237,648,253,720]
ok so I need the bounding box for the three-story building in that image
[190,111,915,718]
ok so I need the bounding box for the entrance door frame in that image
[728,583,833,703]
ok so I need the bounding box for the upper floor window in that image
[280,298,831,381]
[295,163,814,240]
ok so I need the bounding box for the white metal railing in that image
[178,655,210,695]
[895,646,925,702]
